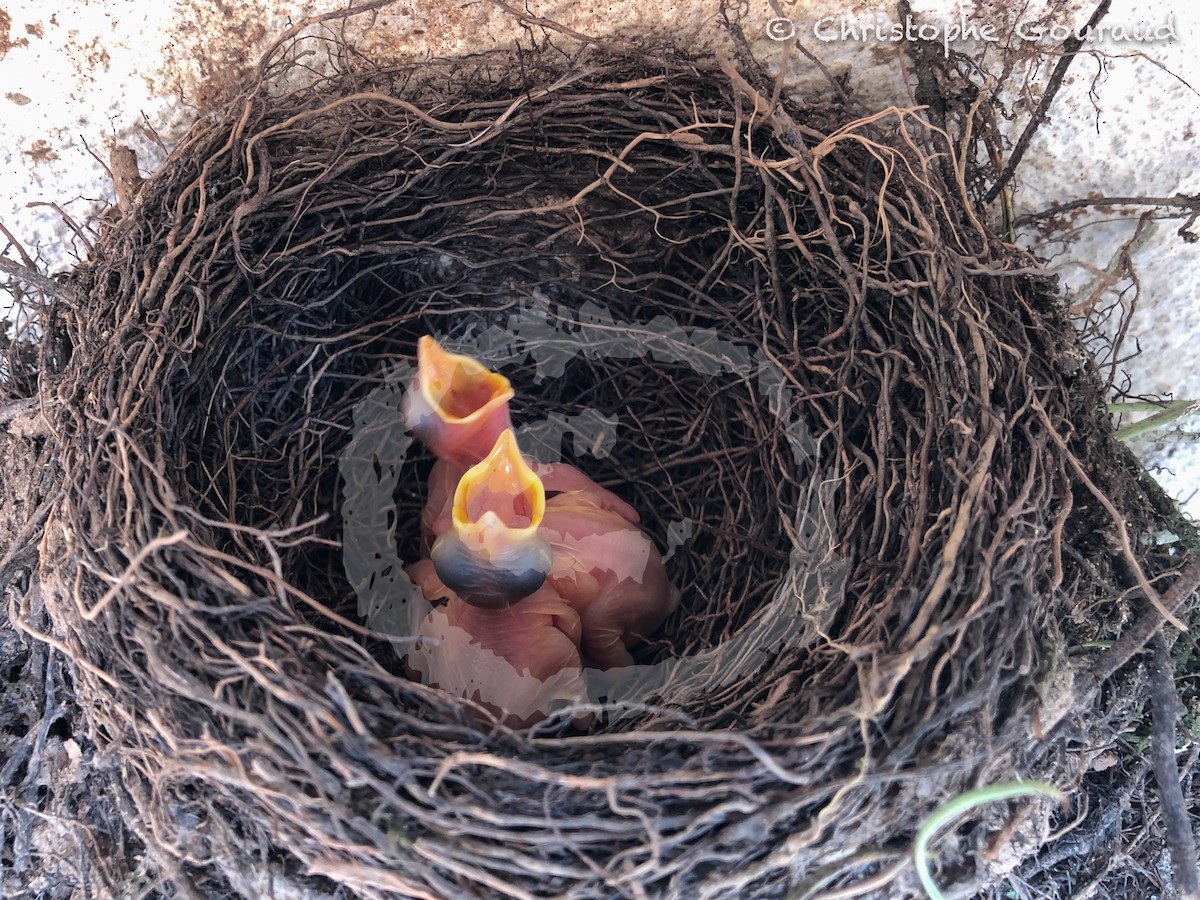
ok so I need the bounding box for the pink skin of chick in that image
[406,559,589,728]
[538,492,680,669]
[418,427,679,670]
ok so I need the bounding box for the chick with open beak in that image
[402,336,515,551]
[430,429,554,607]
[406,430,587,726]
[402,336,680,725]
[403,335,515,467]
[404,335,641,549]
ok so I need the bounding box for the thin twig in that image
[0,220,37,269]
[0,256,78,307]
[1148,631,1200,900]
[1014,193,1200,226]
[1081,558,1200,699]
[983,0,1112,205]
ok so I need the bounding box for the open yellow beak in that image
[404,335,515,463]
[431,429,552,608]
[453,429,546,537]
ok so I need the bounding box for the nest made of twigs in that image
[4,23,1197,900]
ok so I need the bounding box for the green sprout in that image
[913,781,1065,900]
[1109,399,1199,442]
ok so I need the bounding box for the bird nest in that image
[3,24,1198,900]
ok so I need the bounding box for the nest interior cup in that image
[17,31,1194,900]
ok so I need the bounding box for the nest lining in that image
[4,34,1193,900]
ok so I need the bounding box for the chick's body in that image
[405,560,587,727]
[419,470,678,669]
[539,493,679,669]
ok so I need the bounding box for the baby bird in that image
[402,335,516,550]
[409,425,678,674]
[403,335,641,547]
[402,336,679,723]
[406,430,588,725]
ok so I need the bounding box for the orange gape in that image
[403,336,678,725]
[402,335,515,469]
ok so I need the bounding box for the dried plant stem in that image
[1148,632,1200,900]
[1015,192,1200,226]
[983,0,1112,205]
[0,256,78,307]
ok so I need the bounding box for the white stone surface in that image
[1,0,1196,516]
[998,1,1200,517]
